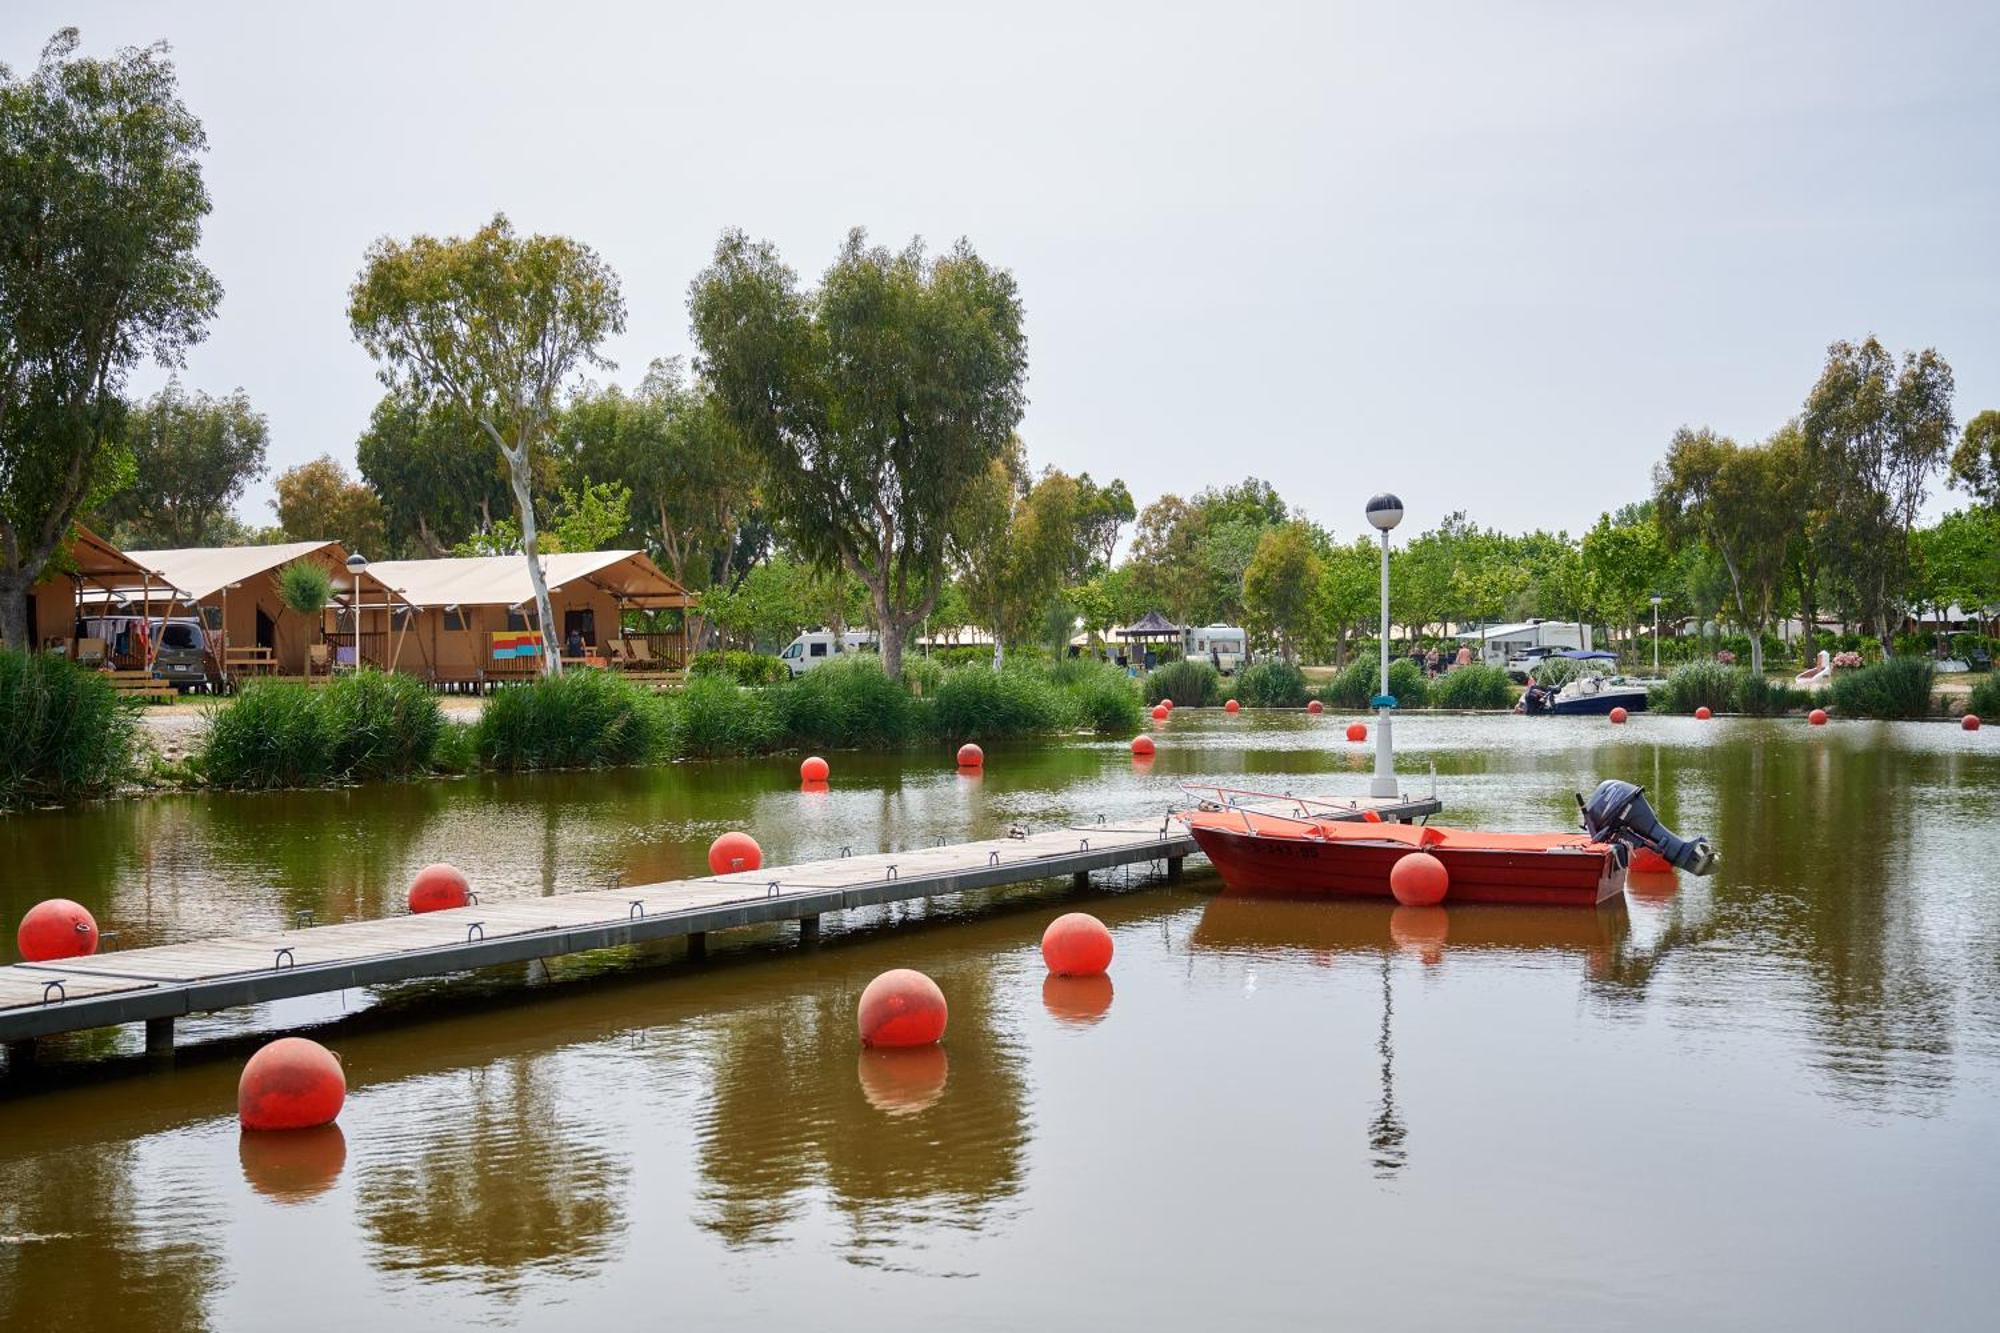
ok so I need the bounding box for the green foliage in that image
[1736,672,1813,717]
[1968,674,2000,719]
[1047,658,1144,733]
[670,674,786,757]
[277,560,334,617]
[476,668,668,770]
[690,649,788,686]
[0,650,138,808]
[1829,656,1937,720]
[928,664,1066,740]
[1235,659,1309,708]
[1649,661,1742,715]
[1147,659,1222,707]
[321,670,443,781]
[96,380,268,547]
[1429,664,1514,710]
[775,657,912,749]
[1320,658,1429,709]
[202,670,446,787]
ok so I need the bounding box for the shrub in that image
[1829,656,1936,720]
[690,649,788,686]
[477,668,670,770]
[277,560,334,617]
[1736,672,1812,717]
[1147,659,1221,707]
[1429,664,1513,710]
[321,669,442,780]
[775,656,913,749]
[930,664,1065,739]
[900,655,945,697]
[930,645,994,670]
[1970,674,2000,719]
[1052,658,1143,733]
[201,681,334,788]
[0,650,140,809]
[1650,661,1742,715]
[1316,658,1428,709]
[1236,660,1309,708]
[670,674,786,757]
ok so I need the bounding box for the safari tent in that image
[113,541,354,677]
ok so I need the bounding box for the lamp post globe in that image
[1365,494,1403,799]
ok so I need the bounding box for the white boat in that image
[1797,650,1832,690]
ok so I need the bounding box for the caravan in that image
[778,628,879,676]
[1458,620,1595,680]
[1186,624,1250,674]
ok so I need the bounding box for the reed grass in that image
[476,668,669,770]
[1146,659,1221,707]
[1829,656,1936,720]
[0,650,140,809]
[1235,660,1309,708]
[1428,664,1514,710]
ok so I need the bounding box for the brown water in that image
[2,713,1998,1330]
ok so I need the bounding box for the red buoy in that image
[238,1037,346,1131]
[1609,706,1628,724]
[1695,706,1713,721]
[1809,708,1828,726]
[406,863,470,914]
[957,742,984,768]
[1162,698,1175,711]
[1307,700,1324,714]
[1041,911,1114,977]
[1963,714,1981,732]
[1346,722,1368,742]
[1390,851,1449,906]
[800,755,830,782]
[1150,704,1169,721]
[1131,734,1156,757]
[708,831,762,874]
[857,968,948,1047]
[16,899,98,962]
[1224,698,1240,713]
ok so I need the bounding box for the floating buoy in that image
[1630,847,1674,874]
[238,1037,346,1131]
[1162,698,1175,711]
[1041,912,1114,977]
[1224,698,1240,713]
[1307,700,1324,714]
[1150,704,1169,721]
[1609,707,1628,724]
[1346,722,1368,743]
[708,831,762,874]
[1964,714,1981,732]
[1362,809,1383,823]
[956,742,984,768]
[239,1123,348,1203]
[857,1046,949,1116]
[1042,973,1115,1026]
[406,863,470,915]
[1695,706,1712,721]
[1809,708,1828,726]
[1130,734,1156,757]
[1389,906,1448,966]
[1389,851,1449,906]
[857,968,948,1048]
[16,899,99,962]
[800,755,830,782]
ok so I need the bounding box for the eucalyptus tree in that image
[1652,426,1801,671]
[957,455,1087,665]
[356,392,512,556]
[690,228,1027,677]
[1242,521,1323,663]
[349,214,626,675]
[97,380,267,547]
[1949,409,2000,508]
[0,30,220,647]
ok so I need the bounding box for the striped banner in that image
[491,631,544,660]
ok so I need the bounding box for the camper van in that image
[778,629,879,677]
[1186,624,1250,674]
[73,614,216,690]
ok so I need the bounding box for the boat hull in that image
[1548,690,1649,717]
[1186,824,1626,906]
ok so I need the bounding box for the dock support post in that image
[1166,854,1184,883]
[798,914,821,944]
[144,1016,175,1062]
[1071,871,1090,891]
[686,931,708,961]
[5,1039,34,1070]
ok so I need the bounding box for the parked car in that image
[74,614,216,690]
[777,629,879,677]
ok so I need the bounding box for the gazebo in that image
[1116,610,1183,668]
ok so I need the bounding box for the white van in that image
[1186,624,1249,674]
[778,629,879,677]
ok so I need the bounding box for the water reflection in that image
[1040,973,1114,1026]
[240,1124,347,1203]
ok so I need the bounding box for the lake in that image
[2,712,1997,1330]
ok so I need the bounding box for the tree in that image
[1074,474,1135,573]
[1652,426,1800,672]
[957,456,1087,665]
[95,380,266,547]
[1127,494,1207,629]
[1801,337,1956,648]
[1317,539,1377,666]
[1949,409,2000,507]
[348,214,626,675]
[1909,509,2000,636]
[273,455,387,555]
[0,30,221,647]
[1242,521,1323,663]
[690,228,1027,678]
[355,392,512,556]
[1582,507,1669,645]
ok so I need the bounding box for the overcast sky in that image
[8,1,1997,546]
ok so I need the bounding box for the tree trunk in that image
[493,426,561,678]
[0,570,30,652]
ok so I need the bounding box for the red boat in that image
[1176,781,1716,909]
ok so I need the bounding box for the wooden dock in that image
[0,792,1440,1060]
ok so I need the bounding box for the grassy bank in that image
[0,650,140,810]
[1649,657,1954,719]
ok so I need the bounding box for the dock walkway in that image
[1,793,1440,1057]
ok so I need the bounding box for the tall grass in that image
[1319,658,1429,709]
[672,674,787,756]
[1429,664,1513,710]
[1147,659,1221,707]
[1047,658,1144,733]
[1649,661,1741,715]
[0,650,140,809]
[1735,672,1813,717]
[930,664,1066,739]
[779,656,914,748]
[1970,674,2000,719]
[1829,656,1936,720]
[1235,660,1309,708]
[322,669,442,780]
[690,649,790,686]
[204,670,449,787]
[477,668,669,770]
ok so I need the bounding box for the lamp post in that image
[347,553,369,670]
[1366,493,1404,799]
[1650,592,1662,677]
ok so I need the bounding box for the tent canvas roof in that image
[53,525,154,584]
[362,551,691,610]
[1117,610,1181,638]
[119,541,348,602]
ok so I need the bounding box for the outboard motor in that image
[1578,779,1718,875]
